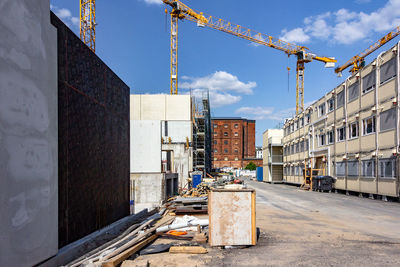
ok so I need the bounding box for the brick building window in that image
[234,149,238,153]
[224,140,228,145]
[224,157,228,161]
[234,132,238,136]
[224,149,228,153]
[214,157,217,161]
[213,124,217,128]
[224,132,228,136]
[235,157,238,161]
[214,140,217,144]
[234,124,239,128]
[214,149,218,153]
[224,124,228,128]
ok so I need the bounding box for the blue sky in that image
[50,0,400,146]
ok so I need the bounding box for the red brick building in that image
[211,117,261,169]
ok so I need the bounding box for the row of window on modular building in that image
[284,158,396,179]
[283,57,397,136]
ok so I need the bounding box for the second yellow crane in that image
[163,0,337,114]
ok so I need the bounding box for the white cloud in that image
[51,5,79,29]
[280,28,310,43]
[179,71,256,108]
[279,0,400,45]
[180,71,256,95]
[141,0,163,5]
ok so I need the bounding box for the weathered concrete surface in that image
[0,0,58,266]
[162,143,192,188]
[130,173,165,213]
[127,180,400,266]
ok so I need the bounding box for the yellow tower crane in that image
[335,25,400,76]
[162,0,337,114]
[80,0,96,52]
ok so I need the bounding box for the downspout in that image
[376,50,385,194]
[397,41,400,196]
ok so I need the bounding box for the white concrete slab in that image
[130,120,161,173]
[0,0,58,266]
[162,120,192,143]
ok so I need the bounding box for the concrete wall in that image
[162,143,193,187]
[130,94,191,121]
[0,0,58,266]
[131,120,161,173]
[131,173,165,213]
[162,120,192,143]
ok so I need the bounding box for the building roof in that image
[211,117,255,123]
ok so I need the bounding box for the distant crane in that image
[335,25,400,76]
[80,0,96,52]
[162,0,337,114]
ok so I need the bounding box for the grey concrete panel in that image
[0,0,58,266]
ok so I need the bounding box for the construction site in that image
[1,0,400,266]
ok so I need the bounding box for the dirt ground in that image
[122,180,400,267]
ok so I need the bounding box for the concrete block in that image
[0,0,58,265]
[130,173,165,214]
[166,95,191,121]
[130,120,161,173]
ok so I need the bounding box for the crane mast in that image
[335,25,400,75]
[80,0,96,53]
[162,0,336,114]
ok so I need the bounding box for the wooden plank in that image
[251,191,256,245]
[169,246,208,254]
[102,234,157,267]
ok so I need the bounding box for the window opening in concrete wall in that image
[300,117,304,127]
[296,142,299,152]
[348,81,359,102]
[380,58,396,84]
[328,98,335,112]
[307,113,311,124]
[337,126,346,142]
[379,158,396,178]
[362,116,376,135]
[319,134,326,146]
[349,122,359,139]
[362,159,375,178]
[347,160,359,177]
[362,70,376,94]
[300,141,304,152]
[327,130,334,144]
[337,90,345,108]
[318,103,326,117]
[336,162,346,177]
[305,139,309,151]
[380,108,396,131]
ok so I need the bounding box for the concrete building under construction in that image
[282,42,400,197]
